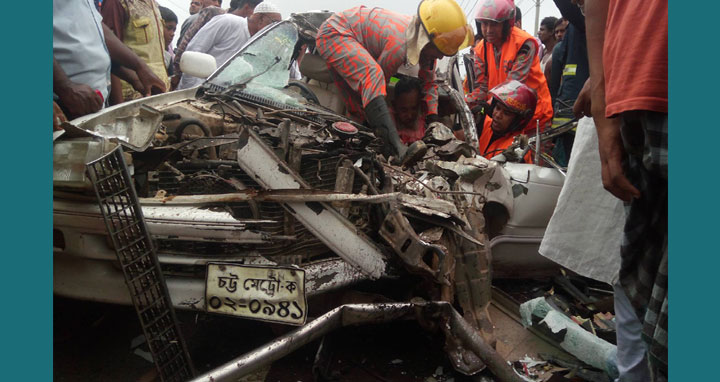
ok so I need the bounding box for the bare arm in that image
[102,23,166,97]
[555,0,586,32]
[53,58,103,119]
[543,55,552,90]
[99,0,126,42]
[584,0,640,201]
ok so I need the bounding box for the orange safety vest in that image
[478,118,532,163]
[474,27,553,134]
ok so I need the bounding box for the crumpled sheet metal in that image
[519,297,619,379]
[396,170,432,196]
[419,226,444,242]
[61,104,163,152]
[290,11,334,42]
[379,210,449,285]
[189,302,523,382]
[425,156,491,182]
[439,82,478,152]
[467,156,515,217]
[423,122,455,145]
[434,140,476,161]
[428,176,452,194]
[439,208,494,376]
[236,127,387,279]
[397,194,467,226]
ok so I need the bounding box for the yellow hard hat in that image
[418,0,473,56]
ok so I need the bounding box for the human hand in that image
[595,117,641,201]
[296,44,308,64]
[425,113,441,125]
[170,74,181,91]
[570,0,586,15]
[55,81,103,119]
[573,78,592,119]
[453,129,466,141]
[134,64,166,96]
[53,101,67,131]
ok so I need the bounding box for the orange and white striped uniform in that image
[316,6,438,122]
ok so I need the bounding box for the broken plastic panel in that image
[86,146,194,381]
[61,105,163,152]
[53,137,119,190]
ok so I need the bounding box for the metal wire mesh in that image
[86,146,194,382]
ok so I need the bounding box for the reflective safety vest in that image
[478,118,531,163]
[473,27,553,134]
[119,0,170,100]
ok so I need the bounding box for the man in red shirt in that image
[577,0,667,380]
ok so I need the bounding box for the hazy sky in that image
[157,0,564,46]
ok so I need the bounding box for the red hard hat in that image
[489,79,537,130]
[474,0,516,23]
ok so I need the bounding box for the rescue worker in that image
[547,0,588,167]
[465,0,553,135]
[315,0,472,159]
[477,79,537,162]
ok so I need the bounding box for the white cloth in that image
[613,282,651,382]
[404,15,431,67]
[53,0,111,101]
[540,52,552,72]
[178,14,251,89]
[538,117,624,285]
[289,61,302,80]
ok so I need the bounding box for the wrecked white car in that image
[54,14,567,381]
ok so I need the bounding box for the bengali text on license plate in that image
[205,263,307,325]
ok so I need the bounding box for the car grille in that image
[150,154,373,262]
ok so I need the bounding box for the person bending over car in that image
[476,80,538,163]
[465,0,553,135]
[315,0,472,159]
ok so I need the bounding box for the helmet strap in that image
[502,22,512,42]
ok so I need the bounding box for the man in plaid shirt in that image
[579,0,667,380]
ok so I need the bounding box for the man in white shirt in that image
[178,2,282,89]
[53,0,165,119]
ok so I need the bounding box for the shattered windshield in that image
[206,21,300,107]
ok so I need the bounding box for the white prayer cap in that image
[254,1,280,14]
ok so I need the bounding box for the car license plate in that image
[205,263,307,326]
